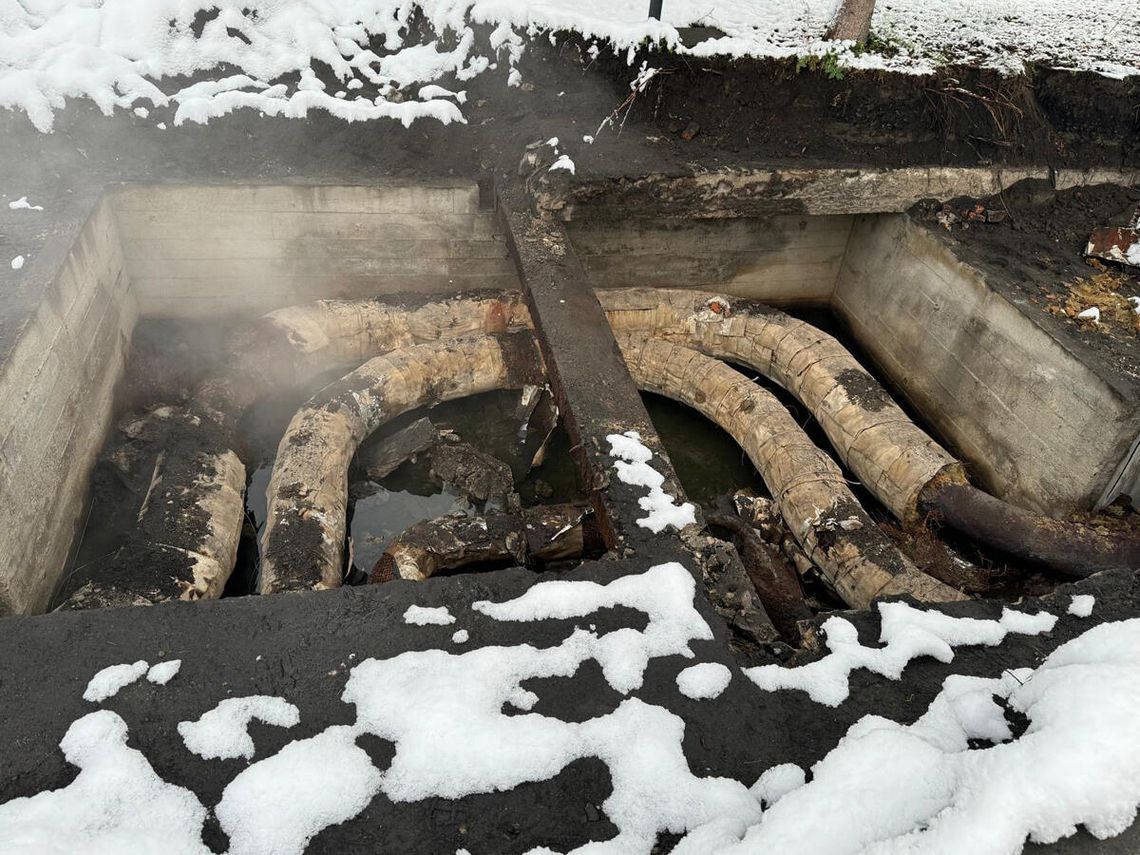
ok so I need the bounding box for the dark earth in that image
[914,180,1140,390]
[2,21,1140,853]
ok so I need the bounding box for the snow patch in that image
[83,660,148,703]
[689,619,1140,853]
[475,562,711,693]
[606,431,696,533]
[404,604,457,625]
[677,662,732,700]
[1077,306,1101,323]
[10,255,25,270]
[178,696,300,760]
[744,601,1057,706]
[452,629,470,644]
[1068,594,1096,618]
[749,763,805,808]
[8,196,43,211]
[147,660,182,685]
[0,710,209,853]
[549,154,575,174]
[2,1,1138,133]
[217,725,381,855]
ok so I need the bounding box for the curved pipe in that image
[195,292,533,425]
[62,293,531,610]
[601,287,1139,578]
[260,332,544,594]
[599,287,965,523]
[619,336,965,609]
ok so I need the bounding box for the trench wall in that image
[566,206,1140,514]
[0,182,511,615]
[567,214,850,303]
[111,183,514,318]
[833,214,1140,514]
[0,199,135,615]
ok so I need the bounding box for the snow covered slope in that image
[1,0,1136,132]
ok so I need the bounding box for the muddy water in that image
[642,393,767,508]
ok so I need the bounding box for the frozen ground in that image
[0,562,1137,854]
[0,0,1137,133]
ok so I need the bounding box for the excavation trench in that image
[6,178,1136,638]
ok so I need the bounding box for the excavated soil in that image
[913,179,1140,388]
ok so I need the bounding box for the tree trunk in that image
[826,0,876,44]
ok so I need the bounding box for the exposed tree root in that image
[369,502,598,582]
[261,332,544,594]
[618,336,965,609]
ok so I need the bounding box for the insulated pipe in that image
[618,336,965,609]
[260,332,544,594]
[600,288,1140,577]
[62,294,532,610]
[195,292,533,425]
[599,287,966,524]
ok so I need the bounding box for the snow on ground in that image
[147,660,182,685]
[676,662,732,699]
[0,710,211,854]
[404,604,456,625]
[9,256,24,270]
[4,566,1140,854]
[1068,594,1095,617]
[743,601,1058,706]
[678,618,1140,854]
[1,1,1135,133]
[451,628,470,643]
[6,197,42,211]
[82,660,148,702]
[178,696,301,760]
[607,431,696,533]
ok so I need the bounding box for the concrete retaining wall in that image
[0,199,135,615]
[834,214,1140,514]
[0,181,512,615]
[112,183,514,318]
[567,214,851,303]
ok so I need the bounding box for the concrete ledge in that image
[538,166,1140,220]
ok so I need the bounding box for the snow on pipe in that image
[600,287,1140,577]
[618,336,965,609]
[260,332,545,594]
